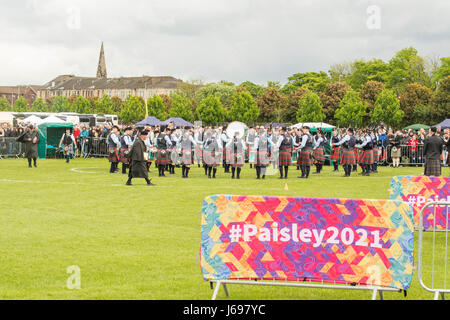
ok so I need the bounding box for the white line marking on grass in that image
[70,167,103,174]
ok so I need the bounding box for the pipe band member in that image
[107,126,121,173]
[297,126,313,179]
[333,128,357,177]
[59,128,77,164]
[276,126,293,179]
[119,127,134,174]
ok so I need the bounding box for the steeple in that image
[96,42,107,79]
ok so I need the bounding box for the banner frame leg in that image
[211,281,222,300]
[223,283,229,297]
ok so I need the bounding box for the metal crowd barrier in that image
[85,137,108,158]
[385,144,426,166]
[418,201,450,300]
[0,137,23,158]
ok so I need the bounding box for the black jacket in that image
[423,135,444,160]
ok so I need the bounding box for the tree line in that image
[1,47,448,128]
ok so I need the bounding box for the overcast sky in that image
[0,0,449,86]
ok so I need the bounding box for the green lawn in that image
[0,158,448,300]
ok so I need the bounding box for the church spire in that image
[96,42,107,79]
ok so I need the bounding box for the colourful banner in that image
[201,195,414,290]
[389,176,450,230]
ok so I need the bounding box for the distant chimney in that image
[96,42,107,79]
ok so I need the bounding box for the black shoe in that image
[262,175,265,179]
[126,182,132,186]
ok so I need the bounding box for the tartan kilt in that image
[256,151,270,167]
[279,147,292,166]
[230,152,245,167]
[330,146,341,162]
[203,150,220,167]
[119,147,130,163]
[372,147,379,162]
[194,145,203,161]
[299,150,313,166]
[181,150,193,165]
[340,149,356,165]
[359,149,374,165]
[424,159,441,176]
[156,149,170,165]
[108,147,119,162]
[313,147,325,164]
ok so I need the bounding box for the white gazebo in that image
[23,115,43,125]
[290,122,336,129]
[41,115,66,123]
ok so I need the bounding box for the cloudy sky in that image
[0,0,449,86]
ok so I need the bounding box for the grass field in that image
[0,158,448,300]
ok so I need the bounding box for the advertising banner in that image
[389,176,450,230]
[201,195,414,290]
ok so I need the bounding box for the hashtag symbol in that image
[230,224,242,243]
[408,196,416,207]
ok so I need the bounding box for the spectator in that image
[408,133,419,166]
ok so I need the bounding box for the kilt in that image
[359,149,374,165]
[340,149,356,165]
[119,147,130,163]
[108,147,119,162]
[194,145,203,162]
[181,150,193,165]
[298,150,313,166]
[156,149,170,165]
[313,147,325,164]
[203,150,220,167]
[330,146,341,162]
[424,159,441,176]
[230,152,245,167]
[279,147,292,166]
[256,150,270,167]
[372,147,379,163]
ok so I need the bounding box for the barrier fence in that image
[418,201,450,300]
[0,137,23,158]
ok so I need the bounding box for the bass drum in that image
[226,121,248,139]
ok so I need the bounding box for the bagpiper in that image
[333,128,357,177]
[254,128,270,179]
[119,127,134,174]
[297,126,314,179]
[330,128,341,172]
[227,131,246,179]
[154,126,172,177]
[312,129,327,174]
[276,127,293,179]
[356,130,374,176]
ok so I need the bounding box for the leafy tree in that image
[411,104,432,125]
[0,97,11,111]
[347,59,389,90]
[296,92,325,122]
[431,57,450,86]
[147,94,168,121]
[238,81,265,99]
[169,94,195,122]
[31,98,48,112]
[12,97,29,112]
[111,96,123,114]
[51,96,72,113]
[257,87,287,123]
[371,89,404,128]
[120,95,146,123]
[229,90,260,124]
[94,95,115,114]
[73,96,92,114]
[284,87,310,124]
[430,75,450,123]
[196,95,226,126]
[319,81,351,123]
[328,62,354,83]
[386,47,431,92]
[335,90,367,128]
[399,83,432,124]
[286,71,330,93]
[359,80,385,124]
[195,83,236,110]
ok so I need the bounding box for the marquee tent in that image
[404,124,430,131]
[162,117,194,127]
[433,119,450,129]
[42,115,66,123]
[136,116,162,126]
[37,122,73,159]
[23,115,43,125]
